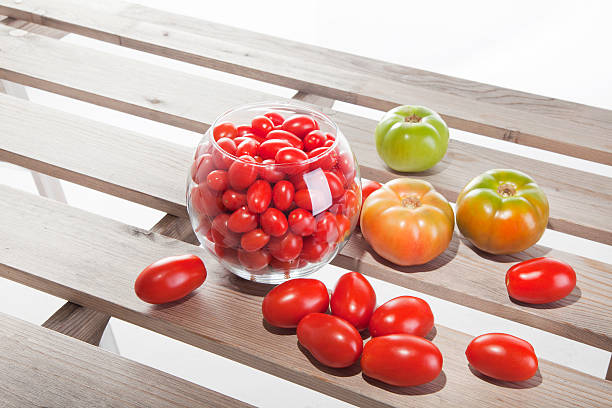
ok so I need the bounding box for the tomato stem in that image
[401,196,421,208]
[497,183,517,197]
[405,114,422,123]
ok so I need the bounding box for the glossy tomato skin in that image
[308,147,336,170]
[228,155,258,190]
[238,249,271,271]
[236,138,260,157]
[506,257,576,304]
[272,180,295,211]
[258,139,293,160]
[227,206,258,233]
[266,130,303,150]
[361,180,382,203]
[466,333,538,382]
[324,171,345,199]
[300,237,330,262]
[134,255,207,304]
[251,115,275,137]
[212,122,237,141]
[241,228,270,252]
[268,232,303,262]
[456,169,549,254]
[303,130,327,151]
[314,212,340,244]
[360,178,454,266]
[281,115,319,138]
[260,208,289,237]
[222,189,246,211]
[330,272,376,331]
[260,159,285,183]
[275,147,309,175]
[206,170,228,191]
[263,111,284,126]
[247,180,272,213]
[361,334,443,387]
[262,279,329,328]
[191,153,214,184]
[288,208,316,236]
[213,138,237,169]
[369,296,433,337]
[297,313,363,368]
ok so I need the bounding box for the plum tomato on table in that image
[297,313,362,368]
[262,278,329,328]
[361,334,443,387]
[466,333,538,382]
[134,255,207,304]
[456,169,549,254]
[505,257,576,304]
[369,296,434,337]
[375,105,449,172]
[330,272,376,331]
[360,178,454,266]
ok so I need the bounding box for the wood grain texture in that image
[42,302,110,346]
[0,313,252,408]
[0,186,610,408]
[1,93,611,350]
[0,0,610,164]
[0,31,610,244]
[151,214,198,244]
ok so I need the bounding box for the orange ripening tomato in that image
[360,178,454,266]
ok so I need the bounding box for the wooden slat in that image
[1,0,611,164]
[1,186,610,408]
[0,313,251,408]
[42,302,110,346]
[1,93,611,351]
[0,29,610,245]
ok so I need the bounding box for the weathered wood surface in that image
[42,302,110,346]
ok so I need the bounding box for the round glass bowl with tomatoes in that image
[187,102,361,283]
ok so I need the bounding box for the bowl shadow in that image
[362,370,447,395]
[467,365,543,389]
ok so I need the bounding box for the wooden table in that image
[0,1,611,406]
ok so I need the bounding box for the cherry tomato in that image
[262,279,329,328]
[341,189,360,219]
[227,206,258,233]
[212,137,237,170]
[266,130,303,150]
[206,170,228,191]
[324,171,344,199]
[228,155,258,190]
[337,151,356,182]
[212,122,237,141]
[258,139,293,160]
[238,249,271,271]
[272,180,295,211]
[294,189,313,211]
[308,147,337,170]
[303,130,327,151]
[134,255,207,304]
[288,208,316,236]
[268,232,303,262]
[315,212,339,243]
[466,333,538,382]
[264,111,285,126]
[330,272,376,331]
[214,245,237,262]
[241,228,270,252]
[369,296,434,338]
[191,185,223,217]
[289,174,308,191]
[251,115,275,137]
[506,257,577,304]
[297,313,362,368]
[196,214,212,236]
[275,147,309,175]
[211,213,240,247]
[236,138,260,157]
[247,180,272,213]
[191,153,215,184]
[260,208,289,237]
[326,133,335,141]
[362,334,443,387]
[259,159,285,183]
[362,180,382,203]
[281,115,319,138]
[336,214,351,242]
[222,189,246,211]
[323,139,334,148]
[301,237,330,262]
[236,125,254,137]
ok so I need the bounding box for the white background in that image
[1,1,611,406]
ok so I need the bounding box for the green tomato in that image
[375,105,449,172]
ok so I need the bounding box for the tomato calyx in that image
[404,113,422,123]
[400,195,422,209]
[497,182,517,197]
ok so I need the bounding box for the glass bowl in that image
[186,101,361,283]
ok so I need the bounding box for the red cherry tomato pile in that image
[189,111,361,274]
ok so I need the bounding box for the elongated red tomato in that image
[260,159,285,183]
[506,257,576,304]
[288,208,316,236]
[303,130,327,151]
[260,208,289,237]
[300,236,330,262]
[361,180,382,203]
[238,249,271,271]
[272,180,295,211]
[228,155,258,190]
[258,139,293,160]
[330,272,376,331]
[251,115,275,136]
[262,279,329,328]
[212,122,237,141]
[297,313,362,368]
[281,115,319,138]
[263,111,284,126]
[466,333,538,382]
[227,206,258,233]
[266,129,304,150]
[275,147,309,175]
[134,255,207,304]
[268,232,303,262]
[240,228,270,252]
[361,334,443,386]
[247,180,272,213]
[369,296,434,337]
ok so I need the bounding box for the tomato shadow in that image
[360,328,372,340]
[362,370,446,395]
[509,286,582,309]
[425,326,437,341]
[262,318,296,336]
[150,291,198,310]
[297,343,362,377]
[468,365,543,389]
[460,237,553,264]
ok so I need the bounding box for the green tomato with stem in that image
[375,105,449,172]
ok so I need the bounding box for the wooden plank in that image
[42,302,110,346]
[1,1,611,164]
[0,32,610,244]
[607,356,612,381]
[151,214,198,245]
[0,93,611,350]
[0,313,252,408]
[0,186,610,408]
